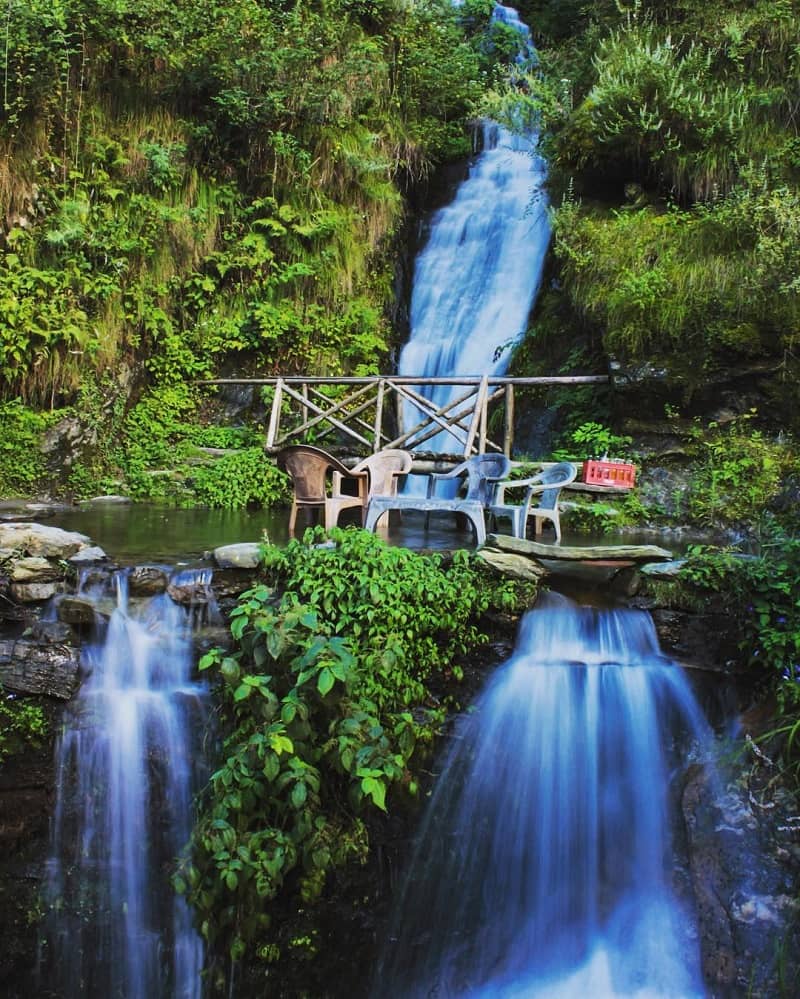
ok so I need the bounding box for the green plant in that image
[0,399,61,495]
[190,448,288,510]
[0,690,48,763]
[178,526,517,972]
[684,415,787,526]
[553,421,633,460]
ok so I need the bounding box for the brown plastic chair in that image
[277,446,367,536]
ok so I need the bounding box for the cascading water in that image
[399,4,549,458]
[373,595,711,998]
[41,569,211,998]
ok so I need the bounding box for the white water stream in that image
[373,595,710,998]
[41,570,211,998]
[399,4,549,456]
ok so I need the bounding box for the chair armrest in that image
[427,469,461,497]
[331,468,368,499]
[492,476,545,506]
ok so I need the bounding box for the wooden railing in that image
[199,374,609,459]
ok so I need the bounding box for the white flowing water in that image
[399,4,549,457]
[373,595,710,998]
[41,570,211,998]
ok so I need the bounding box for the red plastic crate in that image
[582,459,636,488]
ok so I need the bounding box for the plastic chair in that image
[329,448,413,529]
[488,461,577,543]
[277,446,413,536]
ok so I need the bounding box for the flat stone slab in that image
[484,534,673,563]
[478,549,549,582]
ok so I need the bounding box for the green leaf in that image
[233,683,252,701]
[317,667,335,696]
[291,781,307,808]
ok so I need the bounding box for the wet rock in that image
[213,543,263,569]
[9,557,63,584]
[0,523,92,559]
[682,760,800,997]
[608,565,641,596]
[168,579,212,606]
[477,547,548,581]
[129,566,169,596]
[649,608,740,673]
[68,545,108,563]
[9,582,61,603]
[0,639,81,699]
[28,620,75,645]
[56,596,100,627]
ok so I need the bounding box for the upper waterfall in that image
[399,4,549,453]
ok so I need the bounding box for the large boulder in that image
[0,639,81,700]
[0,523,93,559]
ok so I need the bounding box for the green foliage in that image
[0,690,48,764]
[190,448,288,510]
[179,527,509,971]
[682,415,788,527]
[552,421,633,461]
[680,534,800,712]
[0,0,490,446]
[550,184,800,384]
[263,526,494,706]
[0,399,61,495]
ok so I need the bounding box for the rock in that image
[213,543,263,569]
[128,566,169,596]
[682,761,800,996]
[609,565,641,597]
[28,620,75,645]
[9,582,61,603]
[0,523,92,559]
[484,534,673,563]
[68,545,108,563]
[0,639,82,699]
[478,548,549,581]
[168,579,213,606]
[210,568,262,600]
[80,494,132,505]
[56,596,99,627]
[9,557,63,584]
[641,559,687,577]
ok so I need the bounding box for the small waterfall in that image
[373,595,710,998]
[399,4,549,458]
[41,569,211,998]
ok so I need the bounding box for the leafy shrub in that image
[684,415,788,527]
[0,690,48,764]
[0,400,61,495]
[190,448,288,510]
[179,527,512,970]
[552,421,633,461]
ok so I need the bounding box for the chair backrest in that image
[354,449,413,498]
[462,454,512,504]
[276,445,351,502]
[535,461,577,511]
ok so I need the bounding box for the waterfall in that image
[40,569,212,998]
[373,594,710,998]
[399,4,549,457]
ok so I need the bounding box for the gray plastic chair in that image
[488,461,577,543]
